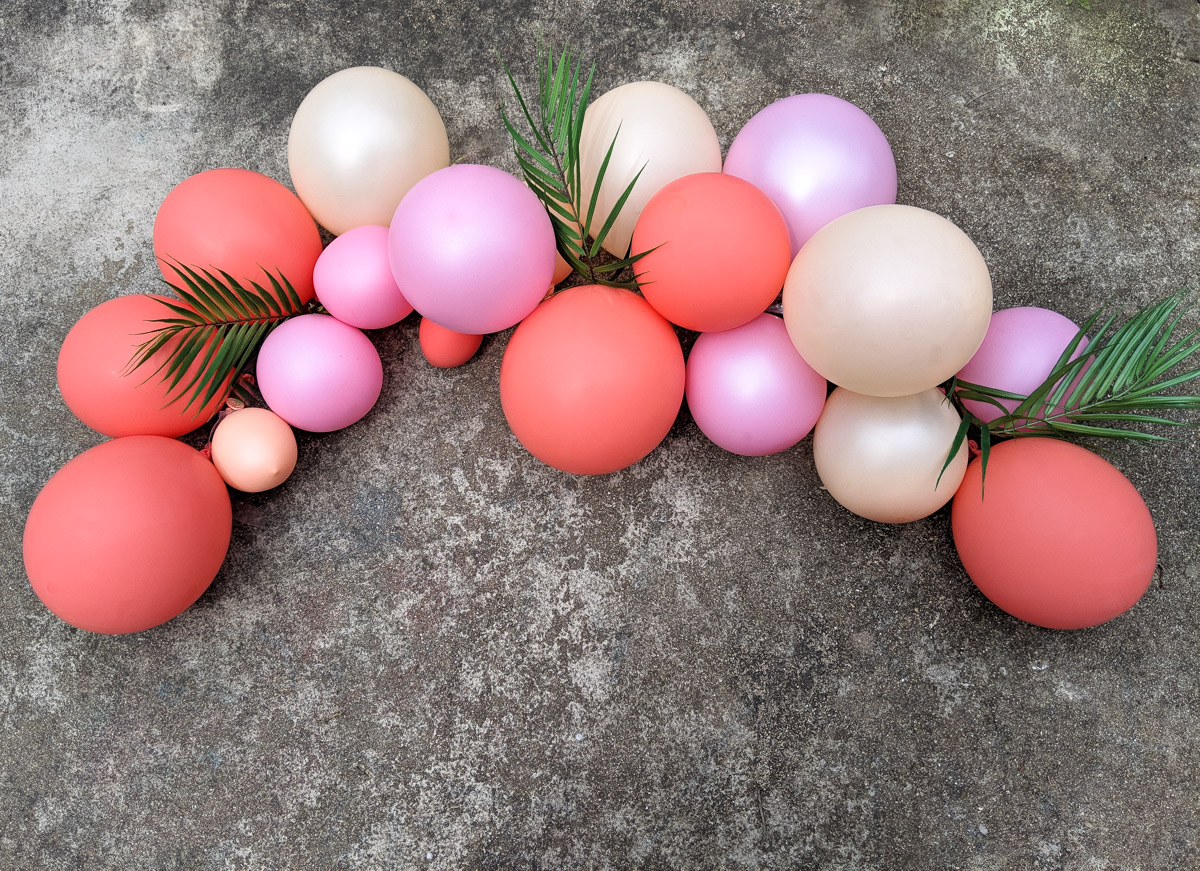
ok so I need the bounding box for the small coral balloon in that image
[211,408,298,492]
[419,318,483,369]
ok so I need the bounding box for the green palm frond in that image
[943,288,1200,484]
[499,41,652,290]
[124,259,309,415]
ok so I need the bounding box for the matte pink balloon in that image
[955,307,1088,424]
[256,314,383,432]
[724,94,897,257]
[388,164,555,335]
[686,314,828,456]
[314,225,413,330]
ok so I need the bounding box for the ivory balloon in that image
[813,387,968,524]
[579,81,722,258]
[783,204,992,397]
[211,408,298,492]
[288,66,449,235]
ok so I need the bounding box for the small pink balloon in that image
[256,314,383,432]
[388,164,555,335]
[314,225,413,329]
[955,307,1088,424]
[724,94,897,257]
[686,313,828,456]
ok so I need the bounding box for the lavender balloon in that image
[686,313,828,456]
[388,164,555,335]
[724,94,897,257]
[955,306,1088,424]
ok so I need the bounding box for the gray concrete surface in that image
[2,1,1199,869]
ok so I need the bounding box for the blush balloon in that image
[419,318,483,368]
[154,168,322,303]
[724,93,898,257]
[256,314,384,432]
[388,164,555,335]
[783,204,992,397]
[952,438,1156,629]
[955,307,1088,424]
[57,294,227,438]
[686,314,827,456]
[813,387,968,523]
[23,436,232,634]
[210,408,298,492]
[500,285,685,475]
[579,81,722,258]
[288,66,450,236]
[314,224,413,330]
[632,173,792,332]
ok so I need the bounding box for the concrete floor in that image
[2,1,1198,868]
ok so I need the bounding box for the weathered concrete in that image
[1,1,1198,868]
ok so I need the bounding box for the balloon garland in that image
[24,48,1197,636]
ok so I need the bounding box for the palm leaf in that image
[124,260,311,416]
[499,40,649,291]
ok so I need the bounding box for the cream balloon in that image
[579,81,722,257]
[288,66,449,236]
[783,204,992,397]
[813,387,968,524]
[210,408,298,493]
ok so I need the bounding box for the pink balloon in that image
[256,314,383,432]
[723,94,897,257]
[387,164,555,334]
[686,313,828,456]
[955,307,1087,424]
[314,225,413,330]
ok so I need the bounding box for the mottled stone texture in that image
[2,2,1198,869]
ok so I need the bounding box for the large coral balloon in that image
[500,285,685,474]
[23,436,232,634]
[154,168,322,303]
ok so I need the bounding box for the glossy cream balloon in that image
[579,81,722,257]
[288,66,449,235]
[783,204,992,397]
[812,387,967,524]
[211,408,298,493]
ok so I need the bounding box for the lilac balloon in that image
[955,306,1087,424]
[723,94,897,257]
[388,164,556,335]
[686,313,828,456]
[257,314,384,432]
[314,225,413,330]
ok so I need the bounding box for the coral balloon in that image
[500,285,685,474]
[388,164,555,335]
[57,294,226,437]
[632,173,791,332]
[419,318,483,368]
[154,168,322,303]
[256,314,383,432]
[23,436,232,634]
[288,66,449,235]
[579,81,722,258]
[952,439,1156,629]
[314,224,413,330]
[813,387,967,523]
[955,307,1088,424]
[686,314,827,456]
[783,204,992,397]
[211,408,298,492]
[724,93,897,257]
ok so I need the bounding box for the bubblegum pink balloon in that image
[388,164,555,334]
[314,225,413,330]
[686,313,828,456]
[256,314,383,432]
[955,307,1087,423]
[723,94,897,257]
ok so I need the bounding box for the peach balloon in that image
[210,408,298,493]
[579,81,722,258]
[813,387,968,524]
[783,205,992,397]
[288,66,449,235]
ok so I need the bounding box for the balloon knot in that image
[967,439,980,459]
[199,444,213,461]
